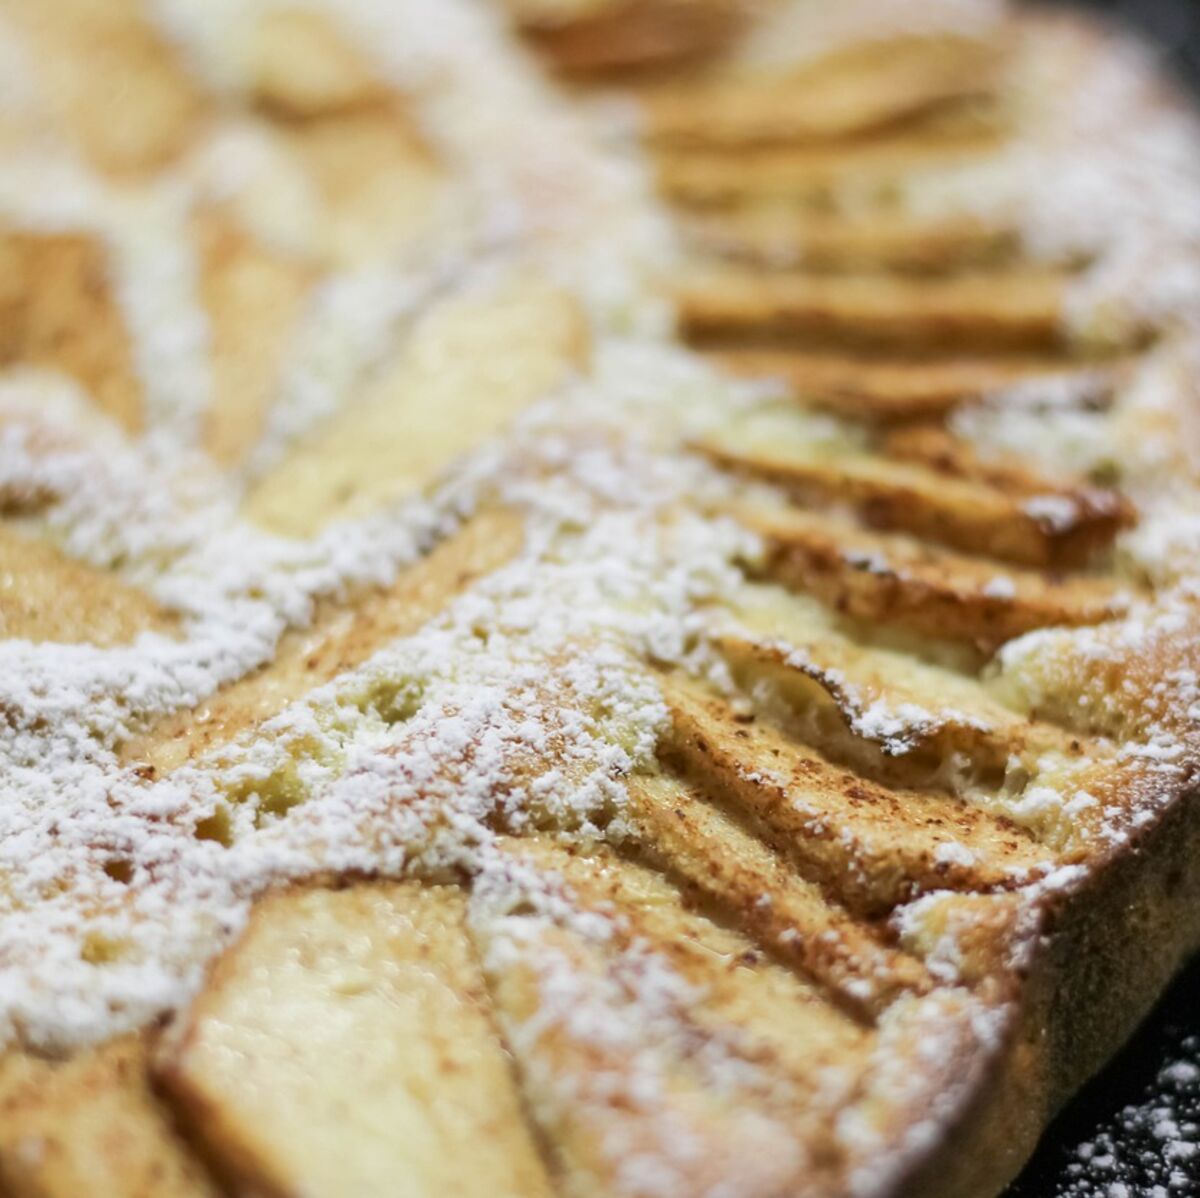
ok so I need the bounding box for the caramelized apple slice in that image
[644,36,1005,147]
[475,836,868,1196]
[708,348,1115,422]
[243,278,586,536]
[715,583,1063,775]
[626,774,930,1017]
[0,231,142,432]
[683,210,1018,274]
[657,130,1001,208]
[676,267,1070,354]
[740,505,1130,649]
[0,1034,217,1198]
[697,419,1128,567]
[3,0,206,174]
[661,675,1048,914]
[274,106,445,266]
[508,0,743,74]
[197,211,315,468]
[160,883,552,1198]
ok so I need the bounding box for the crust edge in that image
[901,780,1200,1198]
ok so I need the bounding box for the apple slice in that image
[160,882,552,1198]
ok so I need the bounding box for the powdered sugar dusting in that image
[0,335,756,1049]
[0,7,1197,1194]
[1012,1023,1200,1197]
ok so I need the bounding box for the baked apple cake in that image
[0,1,1197,1196]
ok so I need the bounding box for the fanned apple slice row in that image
[643,36,1006,147]
[122,506,525,775]
[625,774,931,1019]
[675,267,1073,354]
[697,421,1129,567]
[0,1034,218,1198]
[159,883,553,1198]
[707,348,1119,422]
[739,505,1131,649]
[681,210,1020,274]
[661,676,1051,916]
[656,129,1002,208]
[0,230,144,433]
[0,527,175,647]
[475,837,869,1198]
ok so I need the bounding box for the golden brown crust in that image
[0,4,1197,1197]
[904,782,1200,1198]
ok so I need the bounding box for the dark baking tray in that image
[1006,955,1199,1194]
[1005,3,1200,1194]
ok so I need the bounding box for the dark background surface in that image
[1055,0,1200,84]
[1006,3,1200,1195]
[1006,955,1200,1195]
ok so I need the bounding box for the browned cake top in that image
[0,3,1198,1197]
